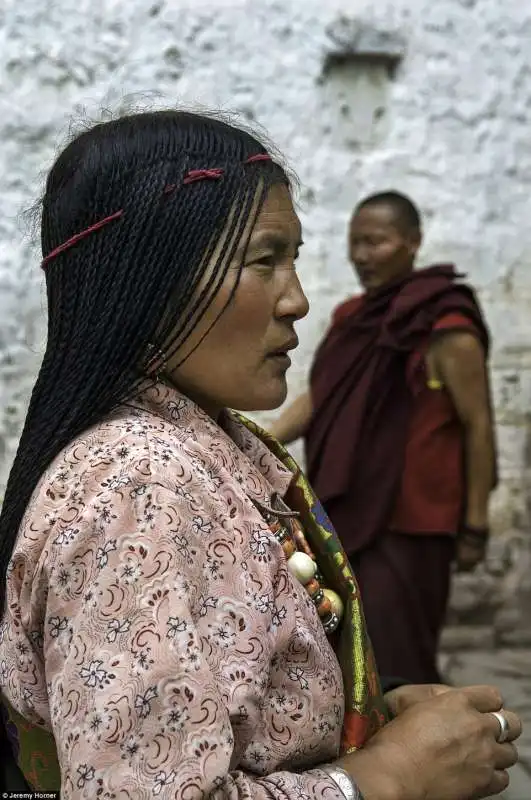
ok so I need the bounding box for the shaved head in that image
[356,191,421,236]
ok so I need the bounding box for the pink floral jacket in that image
[0,383,356,799]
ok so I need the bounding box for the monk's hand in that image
[456,523,489,572]
[456,538,488,572]
[385,683,452,717]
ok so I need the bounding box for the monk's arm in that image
[269,390,313,445]
[431,331,496,529]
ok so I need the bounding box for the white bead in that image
[287,551,317,584]
[323,589,344,620]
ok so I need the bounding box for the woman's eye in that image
[255,254,277,267]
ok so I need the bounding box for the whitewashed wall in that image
[1,0,530,632]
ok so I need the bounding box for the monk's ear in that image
[407,227,422,257]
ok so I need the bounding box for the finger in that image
[459,560,481,572]
[494,742,519,770]
[486,710,523,743]
[456,558,474,571]
[481,769,510,798]
[429,683,453,696]
[459,684,503,712]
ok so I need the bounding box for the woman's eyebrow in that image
[249,231,303,250]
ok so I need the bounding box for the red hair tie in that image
[42,154,272,268]
[182,168,224,185]
[41,210,124,267]
[244,154,271,164]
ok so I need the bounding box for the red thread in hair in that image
[42,209,124,268]
[42,154,272,268]
[183,168,224,185]
[244,154,271,164]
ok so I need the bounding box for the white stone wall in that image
[1,0,530,573]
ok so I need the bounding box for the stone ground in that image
[440,650,531,800]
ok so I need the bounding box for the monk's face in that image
[349,203,421,293]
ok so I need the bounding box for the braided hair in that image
[0,110,291,608]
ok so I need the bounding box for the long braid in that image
[0,111,290,610]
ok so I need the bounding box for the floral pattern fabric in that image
[0,383,359,799]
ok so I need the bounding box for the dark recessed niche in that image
[321,17,405,81]
[323,51,402,81]
[317,17,406,150]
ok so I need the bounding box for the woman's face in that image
[167,183,308,418]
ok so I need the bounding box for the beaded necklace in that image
[253,493,344,634]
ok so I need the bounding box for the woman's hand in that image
[384,683,451,717]
[339,684,522,800]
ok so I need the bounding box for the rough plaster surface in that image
[1,0,530,629]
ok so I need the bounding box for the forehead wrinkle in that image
[242,183,302,256]
[249,230,293,248]
[250,214,303,246]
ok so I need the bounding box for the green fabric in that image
[1,696,60,791]
[236,415,388,752]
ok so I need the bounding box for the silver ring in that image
[491,711,510,744]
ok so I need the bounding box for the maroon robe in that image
[305,264,490,554]
[305,265,492,682]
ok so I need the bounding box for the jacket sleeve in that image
[40,481,353,800]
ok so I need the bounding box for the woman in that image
[0,111,521,799]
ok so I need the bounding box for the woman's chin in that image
[234,377,288,413]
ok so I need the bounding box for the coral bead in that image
[305,578,320,598]
[287,551,317,583]
[323,589,344,620]
[282,538,296,559]
[316,595,332,618]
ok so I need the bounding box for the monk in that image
[269,191,497,684]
